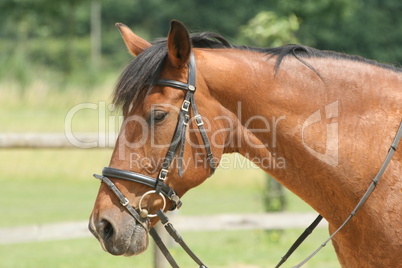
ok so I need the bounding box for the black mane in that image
[114,32,233,111]
[114,32,401,110]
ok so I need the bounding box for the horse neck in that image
[195,48,402,225]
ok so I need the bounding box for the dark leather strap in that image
[101,167,182,210]
[156,79,193,91]
[93,174,149,230]
[178,120,188,177]
[275,215,323,268]
[157,210,208,268]
[149,227,179,268]
[157,89,193,177]
[293,120,402,267]
[189,93,216,172]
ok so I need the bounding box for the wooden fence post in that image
[153,222,169,268]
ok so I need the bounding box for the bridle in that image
[92,50,402,267]
[95,52,216,215]
[93,52,214,268]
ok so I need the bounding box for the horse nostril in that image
[99,219,114,242]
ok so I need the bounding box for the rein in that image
[288,120,402,268]
[92,50,402,267]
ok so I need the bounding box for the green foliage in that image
[0,0,401,92]
[263,175,287,212]
[238,11,299,47]
[271,0,402,65]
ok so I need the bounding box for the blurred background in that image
[1,0,401,267]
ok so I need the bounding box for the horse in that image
[89,20,402,267]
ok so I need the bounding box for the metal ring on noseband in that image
[138,190,167,218]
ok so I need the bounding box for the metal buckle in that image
[158,169,168,181]
[121,198,129,207]
[183,114,190,126]
[188,85,196,92]
[181,100,190,111]
[170,194,182,209]
[194,115,204,126]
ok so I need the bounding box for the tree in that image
[1,0,401,84]
[237,12,301,214]
[238,11,299,48]
[270,0,402,65]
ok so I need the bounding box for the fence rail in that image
[0,133,105,148]
[0,212,326,245]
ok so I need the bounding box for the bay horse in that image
[89,20,402,267]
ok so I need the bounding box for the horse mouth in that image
[89,215,149,256]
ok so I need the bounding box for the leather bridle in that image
[92,50,402,268]
[93,52,213,268]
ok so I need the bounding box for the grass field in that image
[0,80,340,267]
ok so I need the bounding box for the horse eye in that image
[151,110,168,123]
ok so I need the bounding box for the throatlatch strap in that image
[189,94,216,173]
[178,123,188,177]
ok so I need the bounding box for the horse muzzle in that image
[88,209,149,256]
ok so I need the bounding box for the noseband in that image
[93,52,213,267]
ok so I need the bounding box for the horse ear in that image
[115,23,151,56]
[167,20,192,68]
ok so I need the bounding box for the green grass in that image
[0,76,117,132]
[0,149,112,226]
[0,149,338,267]
[0,238,154,268]
[0,150,311,226]
[0,80,339,267]
[0,229,338,268]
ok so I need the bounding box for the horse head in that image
[88,20,237,256]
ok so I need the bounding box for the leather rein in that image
[93,51,402,267]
